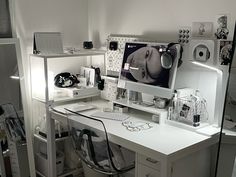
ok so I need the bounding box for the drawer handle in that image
[146,157,158,164]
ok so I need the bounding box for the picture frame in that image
[192,22,213,38]
[215,14,230,39]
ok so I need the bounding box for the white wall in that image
[88,0,236,48]
[16,0,88,50]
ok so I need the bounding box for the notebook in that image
[52,102,96,114]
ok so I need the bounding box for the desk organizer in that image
[172,96,208,127]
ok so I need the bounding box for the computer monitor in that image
[118,42,181,99]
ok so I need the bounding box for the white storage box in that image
[35,151,64,176]
[65,86,100,98]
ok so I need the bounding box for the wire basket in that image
[173,95,208,127]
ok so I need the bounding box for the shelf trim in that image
[30,49,106,59]
[34,134,69,143]
[33,92,100,104]
[0,38,18,44]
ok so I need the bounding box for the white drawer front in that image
[137,163,160,177]
[137,154,160,170]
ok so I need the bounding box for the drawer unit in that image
[137,163,160,177]
[137,154,161,171]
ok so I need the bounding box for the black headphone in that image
[167,43,183,68]
[54,72,79,88]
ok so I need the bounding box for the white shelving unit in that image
[34,133,69,143]
[30,50,106,177]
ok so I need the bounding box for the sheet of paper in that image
[117,80,126,89]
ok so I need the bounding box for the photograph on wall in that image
[120,42,178,88]
[218,40,233,65]
[192,22,213,38]
[215,14,229,39]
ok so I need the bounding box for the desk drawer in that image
[137,163,160,177]
[137,154,160,170]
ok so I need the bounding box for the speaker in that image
[190,39,215,64]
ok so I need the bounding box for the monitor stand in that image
[128,91,153,107]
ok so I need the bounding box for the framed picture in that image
[217,40,232,65]
[192,22,213,38]
[215,14,229,39]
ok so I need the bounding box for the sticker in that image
[124,63,130,70]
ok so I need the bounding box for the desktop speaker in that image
[190,39,215,64]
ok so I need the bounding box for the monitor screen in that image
[118,42,181,99]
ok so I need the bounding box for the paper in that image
[117,80,126,89]
[34,32,63,55]
[52,103,96,114]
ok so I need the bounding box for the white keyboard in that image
[52,103,96,114]
[91,111,129,121]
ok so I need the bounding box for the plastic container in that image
[35,151,64,176]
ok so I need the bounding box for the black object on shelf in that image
[83,41,93,49]
[109,41,118,50]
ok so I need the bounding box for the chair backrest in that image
[67,110,135,175]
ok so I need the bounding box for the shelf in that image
[34,134,69,143]
[31,49,106,59]
[0,38,18,44]
[36,167,77,177]
[113,98,167,115]
[33,92,100,104]
[53,93,100,103]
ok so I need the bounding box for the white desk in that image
[50,99,218,177]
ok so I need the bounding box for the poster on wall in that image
[192,22,213,38]
[215,14,230,40]
[217,40,232,65]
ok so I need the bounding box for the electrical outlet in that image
[178,27,191,45]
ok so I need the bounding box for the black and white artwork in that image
[218,40,232,65]
[215,14,229,39]
[192,22,213,38]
